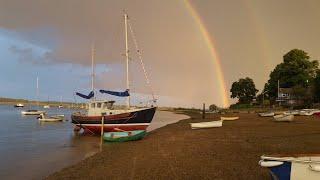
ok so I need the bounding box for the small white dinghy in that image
[220,116,239,121]
[284,110,299,116]
[299,109,320,116]
[38,113,63,122]
[259,112,275,117]
[273,114,294,122]
[190,120,223,129]
[21,110,46,115]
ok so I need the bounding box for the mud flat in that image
[47,112,320,179]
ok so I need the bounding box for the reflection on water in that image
[0,105,189,179]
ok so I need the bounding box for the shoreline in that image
[47,111,320,179]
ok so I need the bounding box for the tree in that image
[264,49,319,103]
[314,70,320,103]
[209,104,218,111]
[230,77,258,104]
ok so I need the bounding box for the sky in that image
[0,0,320,108]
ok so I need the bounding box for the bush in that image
[229,103,253,109]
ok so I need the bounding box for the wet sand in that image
[47,112,320,179]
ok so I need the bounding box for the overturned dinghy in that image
[259,155,320,180]
[273,114,294,122]
[259,112,275,117]
[220,116,239,121]
[190,120,223,129]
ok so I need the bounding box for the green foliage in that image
[229,103,253,109]
[209,104,218,111]
[314,71,320,103]
[230,77,258,104]
[264,49,319,102]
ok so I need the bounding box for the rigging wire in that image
[127,18,156,104]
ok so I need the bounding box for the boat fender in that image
[309,165,320,172]
[259,160,283,167]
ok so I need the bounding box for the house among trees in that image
[277,88,296,105]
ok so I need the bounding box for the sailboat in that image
[21,77,46,115]
[71,13,156,134]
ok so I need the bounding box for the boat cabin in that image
[87,100,116,116]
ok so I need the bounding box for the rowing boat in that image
[273,114,294,122]
[220,116,239,121]
[190,120,223,129]
[103,130,147,142]
[259,112,275,117]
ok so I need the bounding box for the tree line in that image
[228,49,320,109]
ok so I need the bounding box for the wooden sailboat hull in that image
[71,107,156,134]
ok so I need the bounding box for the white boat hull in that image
[259,112,275,117]
[220,116,239,121]
[260,155,320,180]
[21,110,46,115]
[273,114,294,122]
[190,120,223,129]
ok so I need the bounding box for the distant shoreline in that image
[0,97,85,108]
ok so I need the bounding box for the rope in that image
[127,19,156,104]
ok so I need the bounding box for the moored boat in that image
[43,105,50,109]
[14,103,24,108]
[259,112,275,117]
[273,114,294,122]
[190,120,223,129]
[284,110,299,116]
[220,116,239,121]
[72,101,156,134]
[21,110,46,115]
[72,13,156,135]
[38,113,63,122]
[103,130,146,142]
[259,154,320,180]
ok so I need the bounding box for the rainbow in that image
[183,0,229,107]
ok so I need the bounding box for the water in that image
[0,105,189,179]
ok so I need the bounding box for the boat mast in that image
[36,77,39,107]
[124,13,130,108]
[91,43,95,100]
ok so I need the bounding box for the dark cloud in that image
[1,0,320,107]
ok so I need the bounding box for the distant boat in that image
[14,103,24,108]
[299,109,320,116]
[190,120,223,129]
[21,110,46,115]
[259,112,274,117]
[58,105,63,108]
[283,110,299,116]
[43,105,50,109]
[103,130,147,142]
[259,154,320,180]
[38,113,63,122]
[23,77,46,115]
[273,114,294,122]
[220,116,239,121]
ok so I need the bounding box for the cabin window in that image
[103,102,108,108]
[91,103,95,108]
[97,103,102,108]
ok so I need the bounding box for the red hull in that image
[75,124,149,134]
[314,112,320,117]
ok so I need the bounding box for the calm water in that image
[0,105,189,179]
